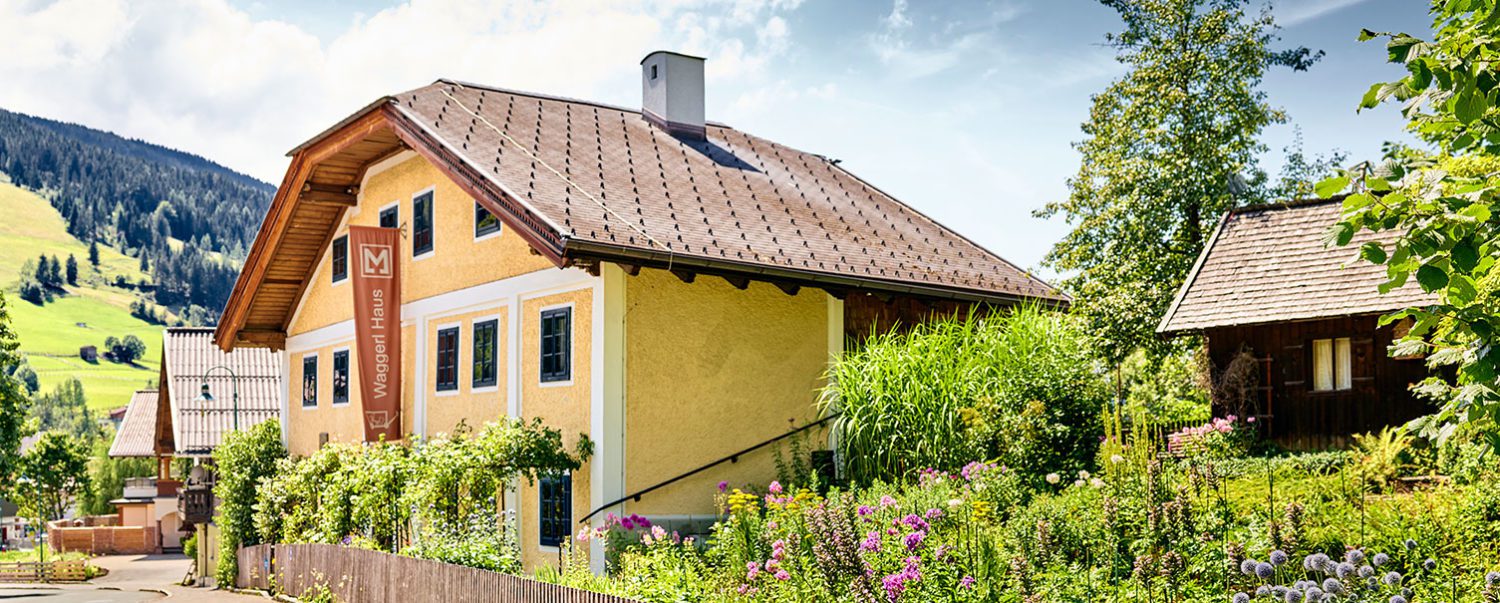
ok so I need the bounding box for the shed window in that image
[436,326,459,392]
[475,202,502,238]
[379,205,399,229]
[473,319,498,388]
[540,308,571,383]
[1312,337,1352,392]
[538,472,572,547]
[331,235,348,283]
[332,350,349,404]
[301,355,318,407]
[413,191,434,256]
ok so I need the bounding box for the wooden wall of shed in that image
[842,293,992,342]
[1203,315,1432,450]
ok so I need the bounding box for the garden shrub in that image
[213,420,287,587]
[822,305,1106,486]
[1119,347,1211,427]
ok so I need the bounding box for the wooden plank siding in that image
[1203,314,1432,450]
[237,544,638,603]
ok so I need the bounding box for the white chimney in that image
[641,51,706,139]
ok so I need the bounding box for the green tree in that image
[0,292,31,496]
[17,431,92,521]
[29,378,100,442]
[213,420,286,586]
[78,428,155,516]
[64,254,78,285]
[87,241,99,267]
[1323,1,1500,446]
[1037,0,1320,363]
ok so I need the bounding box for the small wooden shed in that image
[1158,199,1437,449]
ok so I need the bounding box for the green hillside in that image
[0,175,162,411]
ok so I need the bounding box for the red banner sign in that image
[349,225,402,442]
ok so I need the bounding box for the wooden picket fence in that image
[238,544,638,603]
[0,559,89,583]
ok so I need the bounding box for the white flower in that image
[1045,472,1061,484]
[1110,454,1125,464]
[947,498,963,508]
[1077,470,1091,480]
[1090,478,1105,488]
[1073,479,1086,487]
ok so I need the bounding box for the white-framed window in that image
[1312,337,1352,392]
[539,305,572,384]
[413,188,435,258]
[474,201,503,241]
[331,347,351,406]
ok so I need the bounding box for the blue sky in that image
[0,0,1432,277]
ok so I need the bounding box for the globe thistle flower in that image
[1323,578,1344,594]
[1422,558,1436,571]
[1241,559,1259,576]
[1304,586,1323,602]
[1257,585,1272,596]
[1486,571,1500,586]
[1270,550,1289,566]
[1401,588,1413,599]
[1234,593,1251,603]
[1337,562,1356,579]
[1257,562,1276,580]
[1384,571,1402,586]
[1283,589,1300,603]
[1358,565,1375,579]
[1372,553,1389,567]
[1403,539,1417,551]
[1389,596,1408,603]
[1346,549,1365,564]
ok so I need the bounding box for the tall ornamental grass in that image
[821,305,1106,486]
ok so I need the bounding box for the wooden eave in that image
[214,101,571,351]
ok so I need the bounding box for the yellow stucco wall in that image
[289,154,552,335]
[424,306,509,437]
[621,269,831,516]
[119,504,151,528]
[517,287,593,569]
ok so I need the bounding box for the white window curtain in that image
[1334,337,1352,390]
[1313,339,1333,391]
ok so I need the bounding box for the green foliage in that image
[1038,0,1319,362]
[213,420,287,587]
[28,377,101,442]
[0,292,31,497]
[17,431,91,521]
[822,306,1106,486]
[1322,1,1500,448]
[77,425,155,516]
[253,418,591,574]
[1119,348,1211,426]
[1352,426,1414,491]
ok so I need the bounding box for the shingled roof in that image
[161,328,283,456]
[216,78,1062,349]
[109,390,158,458]
[1158,198,1436,334]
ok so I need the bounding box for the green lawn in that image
[0,178,164,411]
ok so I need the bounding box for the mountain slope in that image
[1,176,160,410]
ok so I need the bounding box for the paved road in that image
[0,589,161,602]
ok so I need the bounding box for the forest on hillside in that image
[0,107,273,323]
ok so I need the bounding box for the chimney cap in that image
[640,50,707,65]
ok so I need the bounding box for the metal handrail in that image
[577,413,839,524]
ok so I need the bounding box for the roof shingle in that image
[163,328,282,455]
[108,390,158,458]
[1159,199,1436,333]
[391,80,1062,302]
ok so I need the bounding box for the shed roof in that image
[109,390,159,458]
[1158,198,1436,334]
[216,79,1063,349]
[162,328,282,456]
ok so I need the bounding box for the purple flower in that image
[773,569,790,581]
[1487,571,1500,586]
[1384,571,1402,586]
[903,531,925,551]
[1322,578,1344,595]
[1372,553,1389,567]
[857,505,874,517]
[860,531,881,553]
[959,575,975,590]
[717,481,728,492]
[620,517,635,530]
[880,495,898,509]
[1270,550,1288,566]
[1233,594,1250,603]
[924,508,943,521]
[1241,559,1258,576]
[1256,562,1275,580]
[769,481,783,495]
[1336,562,1355,579]
[1390,597,1408,603]
[1422,558,1436,571]
[901,514,930,533]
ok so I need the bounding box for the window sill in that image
[413,250,436,262]
[433,389,460,398]
[301,404,318,410]
[331,400,351,407]
[471,385,499,394]
[539,380,574,389]
[474,229,503,243]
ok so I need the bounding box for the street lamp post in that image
[196,365,241,431]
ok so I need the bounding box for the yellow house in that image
[214,51,1063,569]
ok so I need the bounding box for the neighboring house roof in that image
[109,390,158,458]
[161,328,283,456]
[216,79,1063,350]
[1158,198,1437,334]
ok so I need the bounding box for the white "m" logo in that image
[359,244,393,278]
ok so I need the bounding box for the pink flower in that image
[959,575,976,589]
[769,481,783,495]
[620,517,635,530]
[771,539,787,560]
[861,531,881,553]
[880,495,898,509]
[903,531,925,551]
[773,569,790,581]
[924,508,943,521]
[857,505,874,517]
[717,481,729,492]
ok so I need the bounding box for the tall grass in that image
[820,304,1106,486]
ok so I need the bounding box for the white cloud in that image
[0,0,801,181]
[1278,0,1373,27]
